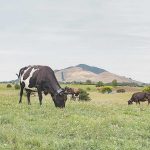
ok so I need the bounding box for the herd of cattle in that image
[17,65,150,108]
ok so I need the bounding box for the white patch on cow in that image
[74,95,79,100]
[20,67,39,91]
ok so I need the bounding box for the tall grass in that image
[0,84,150,150]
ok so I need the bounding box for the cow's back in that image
[131,92,147,101]
[34,66,54,83]
[19,65,54,90]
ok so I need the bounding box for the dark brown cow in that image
[17,65,67,108]
[128,92,150,105]
[65,87,80,100]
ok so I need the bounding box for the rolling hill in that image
[55,64,140,84]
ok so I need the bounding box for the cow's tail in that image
[16,70,21,79]
[16,73,19,78]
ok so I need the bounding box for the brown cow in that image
[65,87,80,100]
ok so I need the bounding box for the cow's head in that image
[128,100,133,105]
[64,86,72,94]
[52,89,67,108]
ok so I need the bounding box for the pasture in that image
[0,84,150,150]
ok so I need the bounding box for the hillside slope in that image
[55,64,138,83]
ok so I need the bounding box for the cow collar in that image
[56,88,64,95]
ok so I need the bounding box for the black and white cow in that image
[17,65,67,108]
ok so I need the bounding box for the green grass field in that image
[0,84,150,150]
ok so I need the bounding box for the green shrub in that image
[79,89,91,101]
[112,79,118,86]
[116,89,126,93]
[96,81,104,87]
[86,87,91,91]
[100,86,112,94]
[85,80,92,85]
[143,86,150,93]
[14,84,20,90]
[7,84,12,88]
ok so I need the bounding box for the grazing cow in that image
[17,65,67,108]
[128,92,150,105]
[65,87,80,100]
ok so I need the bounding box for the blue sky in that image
[0,0,150,83]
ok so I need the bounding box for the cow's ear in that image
[64,91,68,94]
[64,86,68,91]
[62,88,68,94]
[63,88,70,94]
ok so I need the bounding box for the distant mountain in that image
[55,64,142,84]
[76,64,106,74]
[2,64,144,84]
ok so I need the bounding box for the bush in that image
[79,89,91,101]
[86,87,91,91]
[14,84,20,90]
[7,84,12,88]
[116,89,126,93]
[96,81,104,87]
[85,80,92,85]
[112,79,118,86]
[100,86,112,94]
[143,86,150,93]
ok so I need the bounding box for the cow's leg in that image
[134,98,139,105]
[71,94,74,99]
[37,88,43,105]
[138,101,140,105]
[26,90,31,105]
[74,95,77,101]
[19,83,24,104]
[76,95,79,100]
[73,94,76,100]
